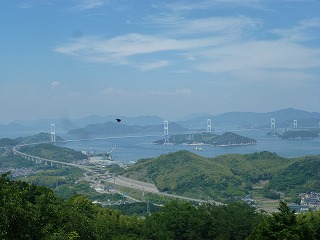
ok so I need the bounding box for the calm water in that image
[61,128,320,162]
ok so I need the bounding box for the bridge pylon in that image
[271,118,276,136]
[207,119,212,133]
[164,121,169,144]
[51,124,56,143]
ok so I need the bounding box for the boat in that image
[193,147,203,151]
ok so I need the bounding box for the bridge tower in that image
[164,120,169,144]
[207,119,212,133]
[271,118,276,136]
[51,124,56,143]
[293,120,298,129]
[271,118,276,129]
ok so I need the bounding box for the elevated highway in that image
[12,142,222,205]
[12,143,91,171]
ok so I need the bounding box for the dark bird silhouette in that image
[116,118,121,123]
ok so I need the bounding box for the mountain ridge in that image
[67,121,188,137]
[1,108,319,137]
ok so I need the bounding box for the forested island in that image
[279,129,319,139]
[153,132,257,146]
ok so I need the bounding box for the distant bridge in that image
[12,141,222,205]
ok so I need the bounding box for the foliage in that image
[19,143,87,163]
[3,174,320,239]
[110,202,161,216]
[144,200,263,240]
[0,152,35,168]
[125,150,244,201]
[124,150,303,201]
[107,164,125,175]
[18,168,121,201]
[0,173,144,240]
[0,138,21,147]
[262,189,281,200]
[248,201,320,240]
[0,150,121,202]
[268,156,320,198]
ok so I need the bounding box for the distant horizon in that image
[1,107,319,125]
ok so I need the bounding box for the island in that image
[153,132,257,146]
[279,129,319,139]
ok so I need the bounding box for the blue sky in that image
[1,0,319,123]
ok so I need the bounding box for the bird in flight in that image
[116,118,121,123]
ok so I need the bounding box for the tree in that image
[248,201,302,240]
[144,201,208,240]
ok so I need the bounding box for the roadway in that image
[12,142,221,205]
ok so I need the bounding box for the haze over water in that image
[62,128,320,162]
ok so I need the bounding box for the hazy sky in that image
[1,0,319,123]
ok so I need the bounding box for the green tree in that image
[201,201,262,240]
[144,201,208,240]
[248,201,302,240]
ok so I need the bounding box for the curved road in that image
[13,142,221,205]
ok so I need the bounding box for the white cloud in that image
[74,0,109,10]
[17,0,52,9]
[177,16,260,35]
[139,60,169,71]
[144,14,261,37]
[55,33,226,65]
[195,40,320,74]
[55,15,260,69]
[146,15,261,41]
[271,18,320,42]
[149,88,193,96]
[51,81,61,89]
[163,0,262,12]
[98,87,124,96]
[55,6,320,84]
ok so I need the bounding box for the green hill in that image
[268,155,320,198]
[214,151,296,182]
[124,151,237,200]
[19,143,87,163]
[0,132,64,147]
[0,138,21,147]
[123,151,317,201]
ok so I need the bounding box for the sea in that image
[59,127,320,163]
